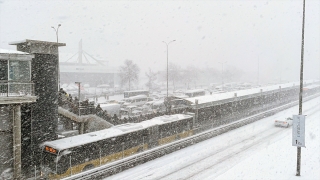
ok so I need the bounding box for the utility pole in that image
[296,0,306,176]
[75,82,84,134]
[162,40,176,98]
[163,40,175,115]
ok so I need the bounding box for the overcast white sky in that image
[0,0,319,83]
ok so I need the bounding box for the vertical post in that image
[80,122,84,134]
[195,99,198,126]
[7,81,9,97]
[13,104,22,180]
[7,61,9,96]
[162,40,176,98]
[167,44,169,98]
[70,156,72,176]
[75,82,83,134]
[122,143,124,158]
[99,148,101,166]
[296,0,306,176]
[258,56,260,86]
[75,82,81,115]
[142,136,145,146]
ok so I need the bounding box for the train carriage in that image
[41,124,149,179]
[182,81,319,130]
[40,114,194,179]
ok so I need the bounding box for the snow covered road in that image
[107,97,320,180]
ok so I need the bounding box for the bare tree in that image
[145,68,158,91]
[119,60,140,90]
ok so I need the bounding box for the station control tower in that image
[8,39,65,176]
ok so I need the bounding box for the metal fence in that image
[0,82,35,97]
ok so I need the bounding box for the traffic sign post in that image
[292,115,306,147]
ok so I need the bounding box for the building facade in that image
[0,48,37,179]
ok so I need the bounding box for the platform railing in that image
[0,81,35,97]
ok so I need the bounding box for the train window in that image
[132,132,139,146]
[187,122,190,131]
[138,131,144,143]
[174,121,178,133]
[71,147,86,165]
[92,144,100,160]
[101,139,112,155]
[116,137,125,151]
[161,124,169,137]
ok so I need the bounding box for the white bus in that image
[185,89,206,97]
[100,103,121,116]
[122,95,153,107]
[124,90,149,98]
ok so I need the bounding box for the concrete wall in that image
[0,105,13,176]
[29,53,58,166]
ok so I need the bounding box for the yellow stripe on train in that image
[48,144,147,179]
[158,130,193,145]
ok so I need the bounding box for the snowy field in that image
[106,96,320,180]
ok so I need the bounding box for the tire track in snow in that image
[162,99,320,180]
[106,97,320,180]
[151,99,320,180]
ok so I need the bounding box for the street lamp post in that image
[162,40,176,98]
[75,81,84,134]
[51,24,61,43]
[219,61,227,90]
[52,24,61,90]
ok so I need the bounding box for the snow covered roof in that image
[140,114,192,128]
[184,80,316,107]
[0,48,34,60]
[0,48,29,54]
[115,123,144,132]
[43,114,192,151]
[9,39,66,46]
